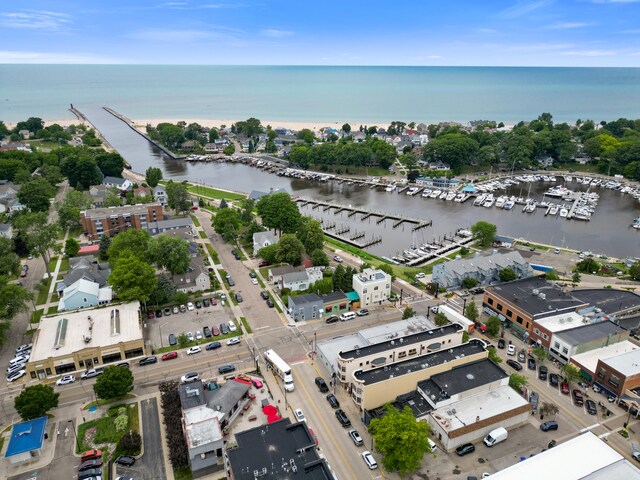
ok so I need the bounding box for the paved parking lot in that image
[144,298,236,350]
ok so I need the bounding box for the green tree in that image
[561,363,582,386]
[629,262,640,281]
[0,278,34,345]
[108,229,151,266]
[103,186,122,207]
[258,243,278,264]
[275,234,305,266]
[532,345,547,364]
[93,365,134,400]
[223,144,235,156]
[219,198,228,209]
[109,254,158,304]
[423,133,479,174]
[369,404,431,475]
[488,347,502,364]
[145,167,163,188]
[471,220,497,247]
[238,198,255,224]
[402,307,415,319]
[434,312,449,326]
[378,263,396,282]
[342,123,351,133]
[14,213,61,278]
[310,248,329,267]
[571,271,581,286]
[297,128,315,145]
[14,384,59,420]
[485,315,501,337]
[545,270,560,281]
[212,208,240,240]
[0,237,21,276]
[153,274,176,305]
[540,402,559,419]
[57,190,92,228]
[147,235,191,274]
[95,152,125,178]
[461,276,479,289]
[17,178,57,212]
[296,217,324,253]
[165,181,191,214]
[117,431,142,456]
[177,332,190,348]
[499,267,517,282]
[98,234,111,261]
[576,257,600,274]
[234,117,262,137]
[65,238,80,257]
[509,373,528,393]
[256,192,302,234]
[464,301,479,322]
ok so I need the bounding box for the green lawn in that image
[187,185,246,201]
[205,244,219,264]
[60,257,70,273]
[174,467,193,480]
[190,214,201,227]
[69,225,84,238]
[199,231,207,239]
[31,309,44,323]
[47,256,59,273]
[240,316,252,334]
[218,269,227,280]
[46,306,58,315]
[36,277,53,305]
[77,402,139,453]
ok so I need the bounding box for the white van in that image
[483,427,508,447]
[340,312,356,321]
[427,438,438,453]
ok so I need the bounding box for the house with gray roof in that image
[153,185,167,205]
[58,278,112,312]
[56,256,110,295]
[146,216,194,236]
[432,250,532,290]
[102,176,132,192]
[288,293,323,322]
[88,184,107,207]
[0,223,13,238]
[252,230,279,255]
[268,265,323,292]
[550,320,629,365]
[172,256,210,293]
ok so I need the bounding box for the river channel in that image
[80,106,640,258]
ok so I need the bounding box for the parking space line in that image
[580,423,600,433]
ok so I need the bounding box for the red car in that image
[561,381,570,395]
[162,351,178,361]
[211,325,220,336]
[258,260,270,267]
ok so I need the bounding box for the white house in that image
[58,278,113,312]
[352,268,391,307]
[0,223,13,238]
[252,231,279,255]
[153,185,167,206]
[269,265,323,292]
[102,176,133,192]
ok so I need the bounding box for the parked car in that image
[7,370,26,382]
[325,315,339,324]
[228,321,237,332]
[348,428,363,446]
[203,326,212,338]
[235,293,243,303]
[80,449,102,462]
[456,443,476,456]
[266,298,274,308]
[7,363,25,375]
[251,278,258,285]
[357,309,369,316]
[333,255,343,263]
[20,264,28,277]
[252,378,263,388]
[561,381,570,395]
[315,376,329,393]
[227,277,235,286]
[181,372,200,384]
[538,365,548,381]
[294,409,306,423]
[335,409,351,427]
[168,333,177,346]
[195,300,202,309]
[586,399,598,415]
[258,260,269,267]
[218,364,236,374]
[163,307,171,316]
[195,330,203,340]
[361,451,378,470]
[220,323,229,334]
[187,302,195,311]
[56,375,76,386]
[227,337,241,346]
[187,331,194,341]
[527,358,537,370]
[78,458,103,471]
[518,350,526,362]
[249,271,257,278]
[540,420,558,432]
[187,346,202,355]
[212,325,220,336]
[173,306,179,314]
[78,468,102,479]
[206,341,222,351]
[81,368,104,379]
[116,361,130,368]
[155,310,163,318]
[507,345,516,356]
[9,354,29,365]
[161,351,178,361]
[139,356,158,366]
[147,310,155,320]
[529,391,539,410]
[179,304,186,312]
[114,455,136,466]
[260,291,269,300]
[506,359,523,371]
[497,339,506,349]
[326,394,340,409]
[203,298,211,307]
[15,343,33,354]
[573,389,584,406]
[549,373,560,387]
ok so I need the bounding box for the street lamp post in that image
[68,419,81,453]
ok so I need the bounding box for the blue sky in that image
[1,0,639,66]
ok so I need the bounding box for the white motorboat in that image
[495,196,507,208]
[473,194,487,206]
[559,208,569,218]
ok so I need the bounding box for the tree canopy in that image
[57,190,92,228]
[471,220,497,247]
[145,167,163,188]
[499,267,517,282]
[95,152,125,178]
[0,237,21,276]
[256,192,302,234]
[147,235,191,274]
[17,177,58,212]
[13,212,61,278]
[369,404,431,475]
[109,254,158,304]
[15,384,59,421]
[93,365,134,400]
[108,229,151,266]
[165,181,191,214]
[275,234,305,266]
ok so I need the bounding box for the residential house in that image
[203,143,219,153]
[252,231,279,255]
[428,161,451,171]
[58,278,112,312]
[0,142,31,152]
[181,140,196,151]
[172,257,210,293]
[288,293,323,322]
[432,251,533,290]
[57,256,111,292]
[0,223,13,238]
[153,184,167,206]
[396,140,413,155]
[102,176,133,192]
[89,184,107,207]
[133,186,151,198]
[18,129,32,140]
[248,188,287,201]
[352,268,391,307]
[268,265,323,292]
[80,204,163,240]
[0,181,24,213]
[146,217,194,236]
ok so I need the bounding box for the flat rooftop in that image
[574,289,640,315]
[534,312,587,333]
[488,276,588,318]
[556,320,627,346]
[354,268,389,284]
[571,340,639,375]
[418,359,508,403]
[82,203,160,219]
[365,391,433,424]
[227,418,333,480]
[29,302,142,362]
[488,432,640,480]
[430,385,529,433]
[355,341,486,385]
[340,323,462,360]
[601,348,640,377]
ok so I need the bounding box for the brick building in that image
[80,204,163,240]
[592,349,640,398]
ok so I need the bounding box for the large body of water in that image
[80,106,640,258]
[3,65,640,124]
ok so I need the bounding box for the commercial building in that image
[593,348,640,399]
[226,418,334,480]
[352,268,391,307]
[488,431,640,480]
[80,204,164,240]
[530,311,592,349]
[550,320,629,365]
[288,293,323,322]
[483,276,588,339]
[433,251,533,290]
[25,302,145,381]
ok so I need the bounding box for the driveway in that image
[115,397,166,480]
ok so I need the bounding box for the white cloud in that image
[561,49,617,56]
[0,10,70,31]
[496,0,553,19]
[130,27,241,42]
[546,22,592,29]
[260,29,293,38]
[0,50,124,64]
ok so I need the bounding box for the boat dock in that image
[404,235,475,267]
[295,198,432,231]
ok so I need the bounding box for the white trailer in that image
[264,349,295,392]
